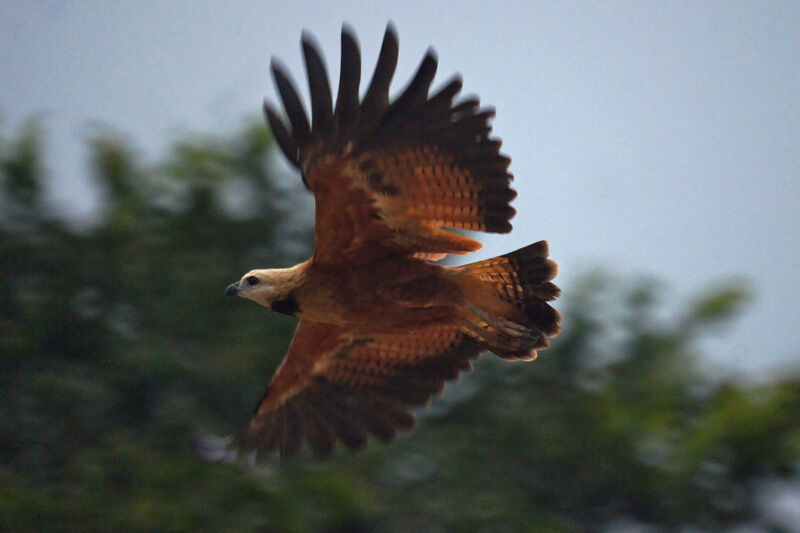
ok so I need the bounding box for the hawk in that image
[199,23,560,461]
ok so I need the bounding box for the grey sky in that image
[2,1,798,377]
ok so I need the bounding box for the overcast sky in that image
[2,1,798,378]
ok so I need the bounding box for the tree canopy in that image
[1,119,798,531]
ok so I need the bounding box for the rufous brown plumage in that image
[196,23,561,461]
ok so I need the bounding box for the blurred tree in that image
[0,119,798,532]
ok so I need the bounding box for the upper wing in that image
[265,24,516,264]
[227,319,483,459]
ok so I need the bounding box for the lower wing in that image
[198,319,484,460]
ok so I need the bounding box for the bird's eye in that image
[245,276,259,287]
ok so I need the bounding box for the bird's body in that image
[240,256,466,329]
[300,259,460,330]
[202,24,561,460]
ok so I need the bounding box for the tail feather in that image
[455,240,561,360]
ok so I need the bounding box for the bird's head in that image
[225,267,302,316]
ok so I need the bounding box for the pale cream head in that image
[225,264,307,314]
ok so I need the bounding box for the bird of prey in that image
[204,23,560,460]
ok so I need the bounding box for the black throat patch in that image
[271,294,300,317]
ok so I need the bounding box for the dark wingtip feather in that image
[429,76,463,106]
[360,23,399,130]
[264,99,300,168]
[301,32,334,136]
[271,58,311,144]
[391,49,438,113]
[335,24,361,132]
[280,403,304,459]
[341,21,357,39]
[385,20,398,39]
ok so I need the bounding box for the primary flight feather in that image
[204,23,560,460]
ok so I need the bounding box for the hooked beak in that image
[225,282,240,297]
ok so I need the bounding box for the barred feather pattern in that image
[462,241,561,360]
[265,23,517,263]
[365,145,516,230]
[233,321,483,459]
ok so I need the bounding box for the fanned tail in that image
[454,240,560,360]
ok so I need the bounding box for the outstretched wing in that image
[265,24,516,264]
[224,320,484,459]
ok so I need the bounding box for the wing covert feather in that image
[265,24,516,264]
[232,320,484,459]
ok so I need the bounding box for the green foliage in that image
[1,119,798,531]
[689,281,750,327]
[1,120,43,209]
